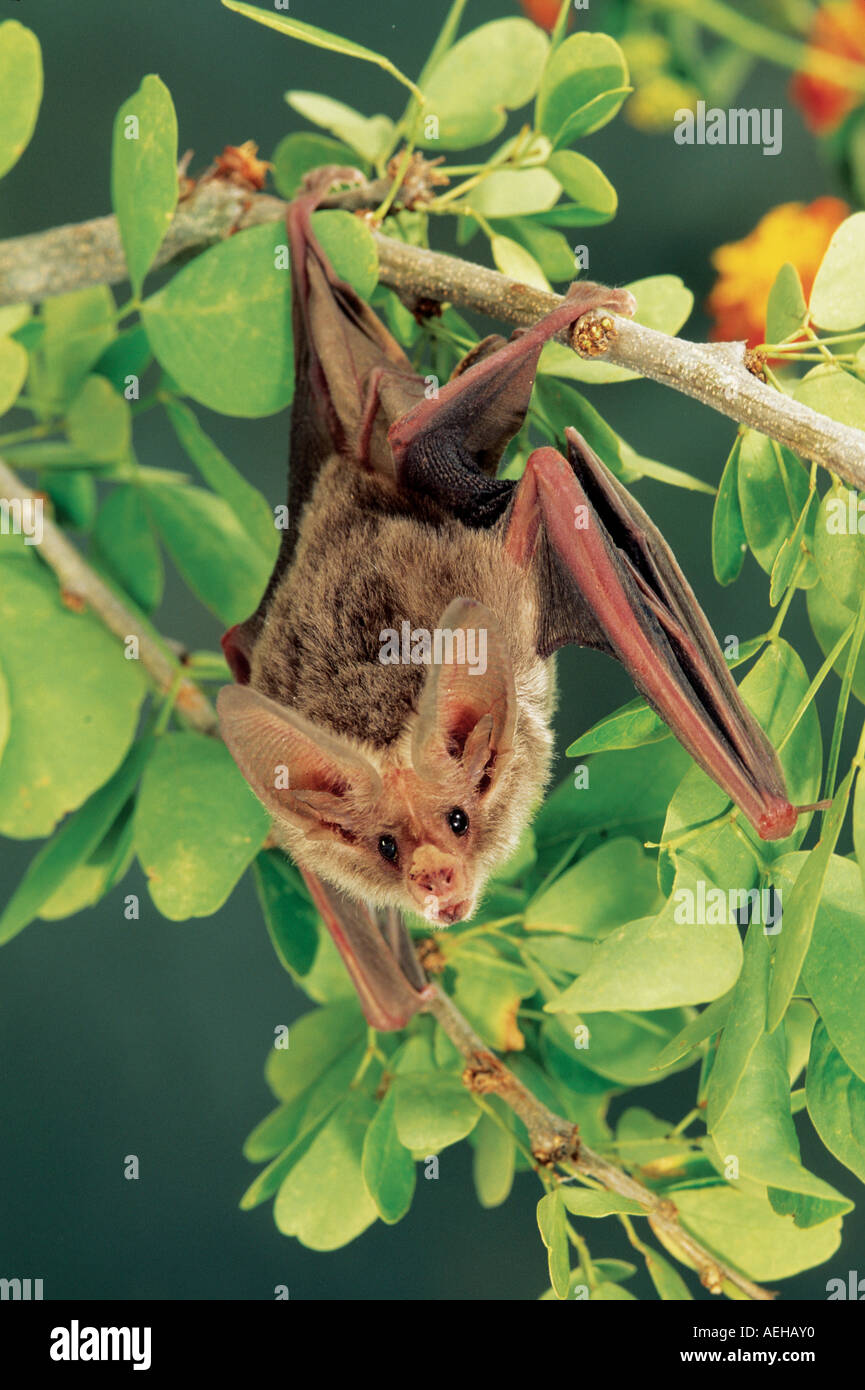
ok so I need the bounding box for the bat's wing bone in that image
[504,429,798,842]
[300,868,434,1031]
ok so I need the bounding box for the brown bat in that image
[217,174,800,1030]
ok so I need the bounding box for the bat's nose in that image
[407,845,465,915]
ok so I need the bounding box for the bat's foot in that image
[571,309,618,358]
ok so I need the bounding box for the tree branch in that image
[426,985,772,1302]
[0,460,218,735]
[2,180,864,490]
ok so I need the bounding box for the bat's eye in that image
[447,807,469,837]
[378,834,399,863]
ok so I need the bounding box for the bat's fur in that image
[247,456,556,921]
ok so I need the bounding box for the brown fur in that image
[244,456,556,921]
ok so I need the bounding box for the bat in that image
[217,170,801,1030]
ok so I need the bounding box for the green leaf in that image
[452,947,535,1050]
[145,482,274,625]
[0,657,9,769]
[141,223,292,417]
[644,1249,693,1300]
[111,75,178,298]
[567,698,667,756]
[362,1087,416,1224]
[675,1184,841,1280]
[537,1191,570,1299]
[766,263,807,344]
[571,1009,693,1088]
[262,1000,365,1106]
[796,362,865,430]
[274,1088,379,1249]
[490,218,575,282]
[31,286,116,411]
[768,773,853,1031]
[394,1071,480,1152]
[245,1037,364,1168]
[546,863,743,1013]
[705,921,771,1131]
[253,850,318,978]
[418,19,549,151]
[711,1023,851,1219]
[46,472,96,530]
[653,993,732,1071]
[807,581,865,704]
[657,639,822,898]
[471,1102,515,1209]
[533,740,691,877]
[769,489,813,606]
[311,208,379,300]
[135,732,270,919]
[0,336,28,417]
[471,169,561,218]
[0,303,31,338]
[92,486,164,613]
[0,558,146,838]
[285,91,393,165]
[536,33,629,147]
[591,1281,637,1300]
[545,151,616,223]
[489,234,551,292]
[38,802,136,920]
[271,131,363,200]
[94,324,152,392]
[66,375,132,461]
[0,21,42,180]
[806,1019,865,1184]
[560,1188,644,1217]
[737,430,816,581]
[222,2,421,97]
[0,738,151,945]
[162,397,277,555]
[797,853,865,1081]
[617,443,714,496]
[809,212,865,331]
[526,836,660,935]
[855,773,865,905]
[813,482,865,611]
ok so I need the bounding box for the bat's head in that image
[218,599,550,926]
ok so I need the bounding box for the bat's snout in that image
[407,845,469,923]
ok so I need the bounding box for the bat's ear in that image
[411,599,516,797]
[217,686,381,828]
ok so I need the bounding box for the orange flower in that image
[519,0,566,33]
[706,197,849,346]
[791,0,865,133]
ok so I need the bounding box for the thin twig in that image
[0,460,218,735]
[1,181,864,489]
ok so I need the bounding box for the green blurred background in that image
[0,0,861,1299]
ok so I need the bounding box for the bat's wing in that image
[222,172,427,681]
[300,869,433,1031]
[504,432,797,840]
